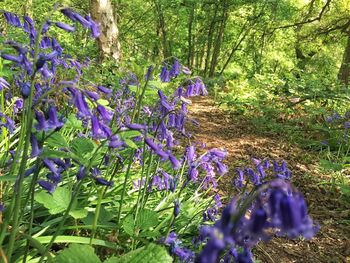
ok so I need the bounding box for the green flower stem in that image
[133,142,148,222]
[89,161,121,245]
[5,15,48,260]
[38,129,111,262]
[116,150,135,226]
[89,188,104,245]
[140,155,156,209]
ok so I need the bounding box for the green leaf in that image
[35,236,118,249]
[70,137,95,156]
[124,139,138,149]
[54,244,101,263]
[35,187,71,214]
[319,159,343,171]
[97,99,109,106]
[105,243,172,263]
[69,209,88,219]
[47,132,69,148]
[122,214,135,236]
[136,209,158,230]
[41,149,72,159]
[65,114,83,129]
[119,130,141,139]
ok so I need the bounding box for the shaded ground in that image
[187,96,350,263]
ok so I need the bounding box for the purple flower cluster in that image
[162,232,195,262]
[186,147,228,189]
[197,180,318,263]
[234,159,291,188]
[159,58,181,82]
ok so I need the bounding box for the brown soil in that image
[187,96,350,263]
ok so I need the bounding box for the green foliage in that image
[54,244,101,263]
[105,243,172,263]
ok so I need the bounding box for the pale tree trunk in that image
[90,0,121,62]
[338,31,350,86]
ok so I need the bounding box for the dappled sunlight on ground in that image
[187,96,350,263]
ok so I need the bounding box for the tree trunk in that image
[187,3,195,67]
[90,0,121,62]
[204,3,219,76]
[209,0,228,77]
[338,31,350,86]
[154,0,171,58]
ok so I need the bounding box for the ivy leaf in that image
[104,243,172,263]
[35,187,71,215]
[54,244,101,263]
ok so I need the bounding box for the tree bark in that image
[338,31,350,86]
[204,2,219,76]
[90,0,121,62]
[187,3,195,67]
[209,0,228,77]
[154,0,171,58]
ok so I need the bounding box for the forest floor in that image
[187,96,350,263]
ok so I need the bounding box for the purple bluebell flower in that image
[1,54,22,63]
[182,66,191,75]
[55,22,75,32]
[97,105,113,122]
[76,165,86,181]
[236,249,254,263]
[35,111,49,131]
[85,15,100,38]
[234,169,245,188]
[94,177,114,187]
[186,146,196,163]
[169,59,180,78]
[145,65,154,80]
[109,136,124,148]
[47,106,64,130]
[4,40,27,54]
[169,153,181,170]
[25,166,36,177]
[160,65,170,82]
[145,138,168,160]
[30,135,41,157]
[0,77,10,90]
[41,20,51,34]
[73,91,91,117]
[60,8,77,21]
[173,246,195,262]
[163,232,177,245]
[73,13,91,28]
[0,203,4,212]
[85,91,100,101]
[216,161,228,176]
[125,123,147,131]
[214,193,222,208]
[38,180,56,193]
[97,85,112,94]
[19,82,30,98]
[3,12,21,27]
[91,115,104,138]
[43,159,59,176]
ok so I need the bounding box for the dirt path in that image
[187,96,350,263]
